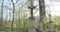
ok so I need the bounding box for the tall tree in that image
[38,0,45,32]
[0,0,4,27]
[11,0,15,31]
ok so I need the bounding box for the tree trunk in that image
[38,0,45,32]
[0,0,4,28]
[11,0,15,31]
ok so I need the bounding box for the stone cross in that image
[28,0,36,32]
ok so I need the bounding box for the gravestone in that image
[28,17,36,32]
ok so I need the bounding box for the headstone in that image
[28,17,36,32]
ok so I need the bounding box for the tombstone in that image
[39,22,44,32]
[48,22,54,32]
[48,14,54,32]
[28,17,36,32]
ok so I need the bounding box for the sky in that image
[31,0,60,16]
[33,0,60,16]
[0,0,60,20]
[49,0,60,16]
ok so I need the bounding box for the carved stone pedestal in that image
[28,17,36,32]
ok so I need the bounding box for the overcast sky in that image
[33,0,60,16]
[46,0,60,16]
[0,0,60,19]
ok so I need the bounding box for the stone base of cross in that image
[28,16,36,32]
